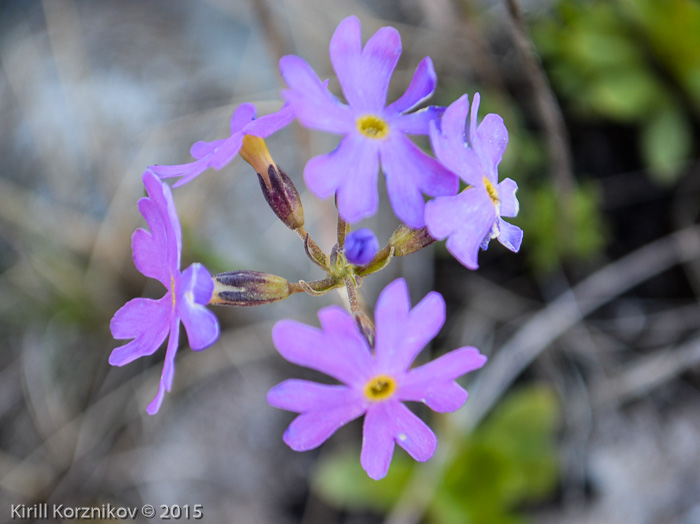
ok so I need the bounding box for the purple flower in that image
[279,16,458,228]
[267,278,486,480]
[109,170,220,414]
[425,93,523,269]
[345,228,379,266]
[150,103,293,187]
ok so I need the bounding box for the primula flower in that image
[425,93,523,269]
[109,170,220,414]
[150,103,293,187]
[267,278,486,480]
[279,16,457,228]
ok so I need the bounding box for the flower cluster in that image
[110,15,523,479]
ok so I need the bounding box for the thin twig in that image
[504,0,575,198]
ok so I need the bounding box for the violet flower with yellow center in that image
[109,170,219,414]
[425,93,523,269]
[267,278,486,480]
[279,16,458,228]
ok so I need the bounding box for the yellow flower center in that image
[364,374,397,401]
[356,115,389,139]
[483,176,500,207]
[171,275,177,308]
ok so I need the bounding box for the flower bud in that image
[345,229,379,266]
[388,224,435,257]
[211,271,290,306]
[257,164,305,230]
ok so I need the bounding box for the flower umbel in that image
[425,93,523,269]
[279,16,458,227]
[109,170,220,414]
[267,278,486,480]
[150,103,293,187]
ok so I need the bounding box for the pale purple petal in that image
[498,177,519,217]
[149,158,210,187]
[335,139,381,223]
[272,307,374,386]
[476,112,509,169]
[267,379,363,412]
[190,138,227,159]
[391,105,444,136]
[146,315,181,415]
[109,296,171,366]
[245,104,295,137]
[280,55,353,133]
[229,103,257,133]
[330,16,401,111]
[205,134,244,170]
[373,279,411,372]
[381,133,458,228]
[361,402,397,480]
[386,57,437,114]
[374,280,445,373]
[178,263,219,351]
[388,402,437,462]
[304,133,380,222]
[496,218,523,252]
[141,170,181,271]
[131,213,169,288]
[425,188,496,270]
[273,383,366,451]
[399,347,486,411]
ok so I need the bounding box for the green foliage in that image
[515,182,606,273]
[533,0,699,182]
[312,385,560,524]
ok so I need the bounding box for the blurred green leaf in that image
[640,103,692,183]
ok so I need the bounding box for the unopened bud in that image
[345,229,379,266]
[211,271,290,306]
[258,165,305,230]
[388,225,435,257]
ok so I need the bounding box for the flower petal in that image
[375,280,446,373]
[190,138,227,160]
[330,16,401,111]
[141,170,181,271]
[498,177,519,218]
[361,402,397,480]
[272,306,374,386]
[304,133,380,223]
[109,295,171,366]
[270,381,365,451]
[386,57,437,115]
[178,263,219,351]
[280,55,352,133]
[267,379,363,412]
[149,158,210,187]
[399,347,486,412]
[425,188,496,270]
[381,134,458,228]
[228,103,257,134]
[497,218,523,253]
[476,113,509,170]
[245,103,295,137]
[146,316,181,415]
[389,402,437,462]
[392,105,444,136]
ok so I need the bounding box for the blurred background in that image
[1,0,699,523]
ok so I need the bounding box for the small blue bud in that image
[345,229,380,266]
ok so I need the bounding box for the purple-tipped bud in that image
[258,165,305,231]
[211,271,290,306]
[345,229,379,266]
